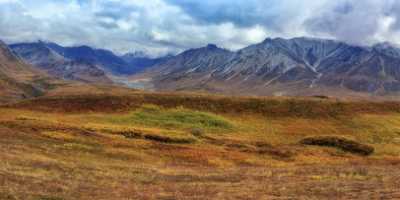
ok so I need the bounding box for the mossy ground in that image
[105,104,233,132]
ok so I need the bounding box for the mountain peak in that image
[206,44,218,50]
[261,37,290,45]
[372,42,400,58]
[262,36,338,44]
[262,38,273,43]
[292,36,328,41]
[74,45,93,51]
[0,40,8,49]
[373,42,400,49]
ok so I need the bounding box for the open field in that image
[1,93,400,199]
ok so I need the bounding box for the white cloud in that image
[1,0,400,56]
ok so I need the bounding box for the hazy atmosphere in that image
[2,0,400,56]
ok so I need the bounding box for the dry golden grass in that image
[1,93,400,199]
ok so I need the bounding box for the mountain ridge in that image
[7,37,400,97]
[10,42,112,84]
[11,41,169,75]
[136,37,400,96]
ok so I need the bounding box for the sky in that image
[1,0,400,56]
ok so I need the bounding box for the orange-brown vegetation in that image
[7,92,400,117]
[1,92,400,199]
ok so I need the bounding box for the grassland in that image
[1,93,400,199]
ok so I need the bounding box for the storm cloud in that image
[1,0,400,56]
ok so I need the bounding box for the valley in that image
[6,37,400,100]
[109,76,154,91]
[1,36,400,199]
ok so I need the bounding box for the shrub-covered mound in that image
[300,136,374,156]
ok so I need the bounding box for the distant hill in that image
[137,37,400,97]
[44,43,128,74]
[10,42,112,84]
[121,51,171,74]
[11,42,168,76]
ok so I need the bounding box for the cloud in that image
[304,0,400,45]
[1,0,400,56]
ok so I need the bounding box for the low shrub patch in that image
[144,134,196,144]
[300,136,374,156]
[121,130,143,139]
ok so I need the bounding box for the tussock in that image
[300,136,375,156]
[121,130,195,144]
[121,130,143,139]
[144,134,196,144]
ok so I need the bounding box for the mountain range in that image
[4,37,400,98]
[10,41,167,81]
[137,37,400,96]
[10,42,113,84]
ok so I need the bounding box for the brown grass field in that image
[1,91,400,199]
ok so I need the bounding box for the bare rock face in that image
[140,37,400,96]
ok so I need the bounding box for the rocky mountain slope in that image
[9,37,400,97]
[0,40,54,103]
[11,42,112,84]
[138,37,400,96]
